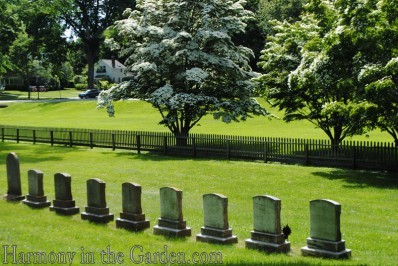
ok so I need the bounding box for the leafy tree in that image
[257,0,371,146]
[355,0,398,146]
[257,0,306,36]
[56,0,136,90]
[3,0,68,96]
[0,2,20,75]
[99,0,268,140]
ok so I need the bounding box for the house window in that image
[96,66,106,73]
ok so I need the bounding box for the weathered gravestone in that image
[81,178,114,223]
[301,199,351,259]
[50,173,80,215]
[196,193,237,244]
[22,169,51,208]
[116,182,150,231]
[245,195,290,252]
[153,187,191,237]
[4,153,25,201]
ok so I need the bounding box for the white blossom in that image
[185,68,209,82]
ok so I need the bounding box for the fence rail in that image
[1,125,397,172]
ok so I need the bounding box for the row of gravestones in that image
[4,152,351,259]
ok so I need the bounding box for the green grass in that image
[0,98,393,143]
[0,142,397,265]
[0,88,81,100]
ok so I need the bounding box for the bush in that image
[73,75,87,84]
[74,83,88,90]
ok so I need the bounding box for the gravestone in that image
[301,199,351,259]
[50,173,80,215]
[153,187,191,237]
[116,183,150,231]
[22,170,51,208]
[4,153,25,201]
[245,195,290,252]
[81,178,114,223]
[196,193,237,244]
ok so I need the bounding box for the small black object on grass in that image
[282,224,291,240]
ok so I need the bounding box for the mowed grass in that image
[0,142,397,265]
[0,98,393,143]
[0,88,81,101]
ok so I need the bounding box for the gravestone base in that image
[301,238,351,259]
[196,226,238,244]
[50,199,80,215]
[81,206,114,223]
[153,218,191,237]
[116,213,150,231]
[4,194,25,201]
[22,195,51,208]
[245,231,290,252]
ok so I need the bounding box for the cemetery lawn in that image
[0,88,80,101]
[0,99,392,142]
[0,142,397,265]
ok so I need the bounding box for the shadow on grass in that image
[0,142,79,164]
[0,91,24,100]
[109,150,243,163]
[312,169,398,189]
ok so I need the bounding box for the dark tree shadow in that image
[312,169,398,189]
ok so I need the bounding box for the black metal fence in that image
[1,125,397,172]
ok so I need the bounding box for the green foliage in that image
[100,0,269,136]
[257,0,306,36]
[55,0,136,90]
[74,83,88,90]
[354,0,398,146]
[73,75,87,85]
[0,2,20,74]
[256,0,388,146]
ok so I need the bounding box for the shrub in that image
[74,83,88,90]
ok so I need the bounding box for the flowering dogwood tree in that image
[257,0,372,147]
[98,0,268,139]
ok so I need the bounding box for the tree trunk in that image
[85,39,100,90]
[330,126,343,155]
[173,127,190,147]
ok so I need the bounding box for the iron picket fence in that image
[1,125,396,171]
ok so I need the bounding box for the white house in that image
[94,58,131,83]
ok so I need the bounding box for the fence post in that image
[305,144,310,165]
[351,146,356,169]
[69,131,73,147]
[263,141,268,163]
[192,137,197,157]
[1,128,4,142]
[33,130,36,144]
[16,129,19,143]
[89,132,93,149]
[112,134,116,151]
[50,131,54,146]
[163,136,168,155]
[226,140,231,160]
[136,135,141,154]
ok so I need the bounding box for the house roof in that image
[100,59,126,69]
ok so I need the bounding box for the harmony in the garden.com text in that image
[3,245,223,265]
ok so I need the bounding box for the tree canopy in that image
[257,0,384,146]
[99,0,268,137]
[56,0,136,90]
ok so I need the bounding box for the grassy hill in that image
[0,96,392,143]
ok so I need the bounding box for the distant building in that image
[0,73,24,90]
[94,58,131,83]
